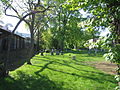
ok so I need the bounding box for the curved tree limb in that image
[12,5,53,33]
[4,4,31,27]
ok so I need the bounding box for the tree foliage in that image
[63,0,120,88]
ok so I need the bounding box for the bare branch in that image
[12,6,52,33]
[16,1,27,13]
[4,3,31,27]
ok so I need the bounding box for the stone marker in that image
[72,56,76,60]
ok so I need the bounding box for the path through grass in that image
[0,50,117,90]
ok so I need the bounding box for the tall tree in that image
[64,0,120,88]
[0,0,55,76]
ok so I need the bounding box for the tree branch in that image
[4,4,31,27]
[12,6,52,33]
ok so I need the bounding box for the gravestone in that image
[50,49,54,55]
[60,51,63,55]
[72,56,76,60]
[56,50,60,55]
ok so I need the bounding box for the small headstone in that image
[72,56,76,60]
[60,51,63,55]
[56,51,59,55]
[50,49,54,55]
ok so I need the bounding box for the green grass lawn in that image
[0,50,117,90]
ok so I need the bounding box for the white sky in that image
[0,0,30,34]
[100,28,110,36]
[0,14,30,34]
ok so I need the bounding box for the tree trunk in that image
[27,13,35,65]
[37,29,40,52]
[114,19,120,88]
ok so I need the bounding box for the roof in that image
[0,26,25,39]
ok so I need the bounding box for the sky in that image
[100,28,110,36]
[0,14,30,34]
[0,0,30,34]
[0,7,110,37]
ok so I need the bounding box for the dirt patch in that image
[86,61,117,75]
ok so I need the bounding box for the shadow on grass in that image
[33,56,101,73]
[0,71,63,90]
[34,64,116,84]
[33,57,112,76]
[34,56,86,65]
[33,57,88,70]
[33,57,116,84]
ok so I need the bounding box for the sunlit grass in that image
[0,50,116,90]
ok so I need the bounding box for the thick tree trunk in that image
[27,13,35,65]
[27,28,34,65]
